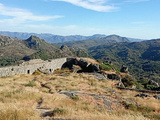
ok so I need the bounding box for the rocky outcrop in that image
[63,58,100,72]
[107,74,121,81]
[89,72,108,80]
[148,80,159,87]
[58,90,121,111]
[120,65,129,73]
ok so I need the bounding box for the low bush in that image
[71,95,79,100]
[25,81,36,87]
[99,63,112,71]
[53,108,67,115]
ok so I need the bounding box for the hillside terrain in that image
[0,35,89,67]
[0,58,159,120]
[58,35,129,49]
[57,34,160,84]
[88,39,160,84]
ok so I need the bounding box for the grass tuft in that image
[25,81,36,87]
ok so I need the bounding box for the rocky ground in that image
[0,58,160,120]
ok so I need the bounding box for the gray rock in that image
[107,74,121,80]
[135,93,150,98]
[103,87,116,93]
[78,59,90,70]
[103,98,112,110]
[58,90,80,98]
[153,95,160,100]
[89,72,107,80]
[63,58,100,72]
[148,80,159,87]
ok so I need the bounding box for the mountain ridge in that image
[88,39,160,83]
[0,31,146,43]
[58,34,130,49]
[0,31,107,43]
[0,35,90,66]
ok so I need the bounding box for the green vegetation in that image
[0,58,20,67]
[89,39,160,84]
[25,81,36,87]
[122,101,154,113]
[99,63,112,71]
[0,35,91,67]
[53,108,67,115]
[70,95,79,100]
[121,75,136,88]
[58,35,129,49]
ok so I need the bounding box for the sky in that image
[0,0,160,39]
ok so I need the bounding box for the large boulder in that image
[87,64,100,72]
[63,58,100,72]
[78,59,90,70]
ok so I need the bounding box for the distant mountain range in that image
[0,31,107,43]
[0,31,145,43]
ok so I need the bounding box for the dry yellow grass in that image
[0,71,159,120]
[76,57,99,64]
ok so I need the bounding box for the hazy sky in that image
[0,0,159,39]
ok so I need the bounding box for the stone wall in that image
[0,58,67,77]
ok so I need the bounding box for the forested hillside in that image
[89,39,160,83]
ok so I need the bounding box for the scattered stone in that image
[58,90,80,98]
[103,87,116,93]
[103,98,112,110]
[41,110,54,117]
[153,95,160,100]
[135,93,150,98]
[89,72,108,80]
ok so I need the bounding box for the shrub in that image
[71,95,79,100]
[122,101,154,113]
[53,108,67,115]
[136,83,144,90]
[122,101,137,111]
[138,106,154,113]
[32,70,41,75]
[145,84,157,90]
[99,63,112,71]
[25,81,36,87]
[121,75,136,87]
[97,59,102,64]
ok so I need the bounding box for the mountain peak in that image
[25,36,49,50]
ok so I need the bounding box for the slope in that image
[58,35,129,49]
[89,39,160,83]
[0,66,159,120]
[0,35,90,66]
[0,35,36,66]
